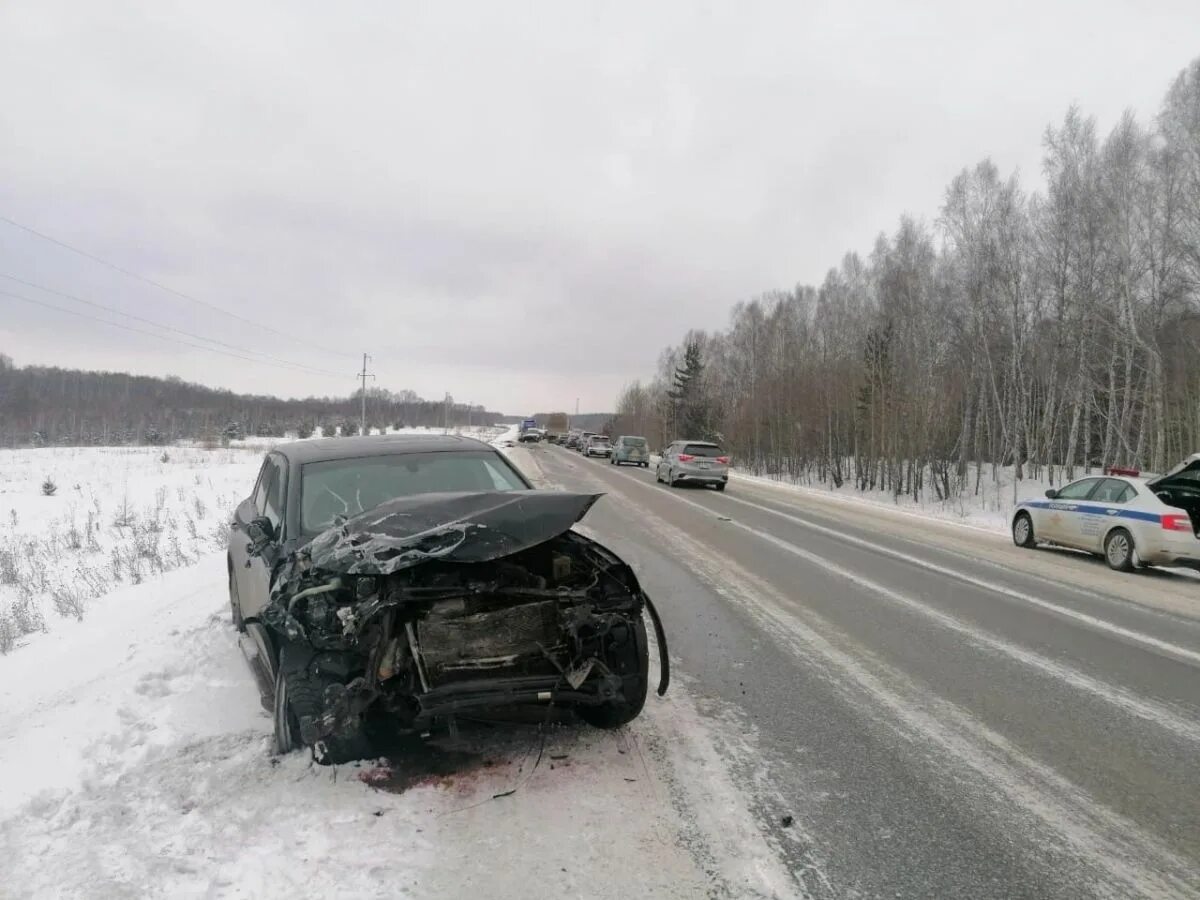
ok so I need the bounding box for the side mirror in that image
[245,516,276,556]
[1044,489,1058,499]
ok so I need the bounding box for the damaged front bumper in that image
[261,492,669,758]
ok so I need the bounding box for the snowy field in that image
[0,432,794,899]
[0,445,262,653]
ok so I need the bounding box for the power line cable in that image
[0,288,351,379]
[0,215,361,360]
[0,272,346,377]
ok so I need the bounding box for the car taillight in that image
[716,456,730,465]
[677,454,694,462]
[1162,514,1192,532]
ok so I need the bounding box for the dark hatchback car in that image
[228,435,667,763]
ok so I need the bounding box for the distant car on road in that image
[564,432,582,449]
[584,435,612,458]
[575,431,597,452]
[656,441,729,490]
[518,429,543,443]
[611,435,649,467]
[1011,455,1200,572]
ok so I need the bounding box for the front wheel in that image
[1012,512,1036,549]
[1104,528,1136,572]
[274,647,373,764]
[578,617,649,729]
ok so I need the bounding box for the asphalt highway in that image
[528,444,1200,900]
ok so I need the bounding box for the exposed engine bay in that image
[259,491,668,763]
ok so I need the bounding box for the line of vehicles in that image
[561,430,732,490]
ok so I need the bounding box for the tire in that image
[715,482,726,493]
[1012,512,1036,549]
[273,646,372,764]
[228,567,245,632]
[578,617,649,729]
[1104,528,1136,573]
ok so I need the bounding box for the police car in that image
[1011,455,1200,572]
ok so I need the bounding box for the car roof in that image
[272,434,494,465]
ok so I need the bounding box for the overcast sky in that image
[1,1,1197,414]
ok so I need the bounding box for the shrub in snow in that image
[41,478,57,497]
[160,451,171,463]
[321,423,337,438]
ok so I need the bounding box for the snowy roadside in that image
[0,562,795,899]
[0,430,798,899]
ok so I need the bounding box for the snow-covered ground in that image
[0,430,794,898]
[729,467,1035,535]
[0,445,262,653]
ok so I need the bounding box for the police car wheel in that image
[1012,512,1036,549]
[1104,528,1135,572]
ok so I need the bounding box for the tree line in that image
[612,57,1200,501]
[0,356,505,447]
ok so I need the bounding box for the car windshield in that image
[683,444,723,457]
[300,451,527,534]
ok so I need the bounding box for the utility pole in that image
[358,354,374,435]
[443,393,452,433]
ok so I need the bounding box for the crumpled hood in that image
[298,490,602,576]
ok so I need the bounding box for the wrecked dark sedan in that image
[227,434,668,763]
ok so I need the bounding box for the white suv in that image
[656,441,729,490]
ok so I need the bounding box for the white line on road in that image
[713,490,1200,669]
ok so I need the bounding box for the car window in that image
[252,459,272,513]
[300,450,528,534]
[682,444,723,457]
[1092,479,1133,504]
[262,458,284,530]
[621,437,647,448]
[1055,478,1100,501]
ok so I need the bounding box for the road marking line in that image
[580,452,1200,669]
[556,456,1200,744]
[712,490,1200,669]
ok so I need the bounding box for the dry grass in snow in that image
[0,445,262,652]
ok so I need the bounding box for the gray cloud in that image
[2,0,1198,412]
